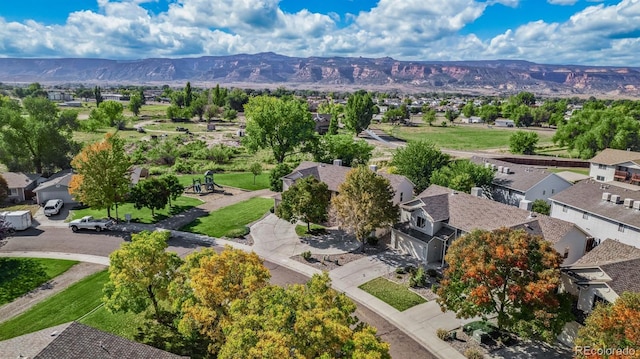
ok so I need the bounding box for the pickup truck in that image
[69,216,114,232]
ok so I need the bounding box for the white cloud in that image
[547,0,579,5]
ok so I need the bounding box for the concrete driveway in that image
[32,205,73,228]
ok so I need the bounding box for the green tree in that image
[160,174,184,207]
[219,273,391,359]
[103,231,183,323]
[94,86,103,106]
[462,101,476,118]
[327,115,339,135]
[211,84,228,107]
[249,162,262,185]
[422,108,436,126]
[430,159,495,193]
[509,131,539,155]
[226,88,249,112]
[516,91,536,106]
[222,107,237,121]
[444,109,459,124]
[95,100,124,127]
[479,104,500,122]
[531,199,551,215]
[130,178,169,216]
[189,93,207,121]
[276,176,330,232]
[330,166,399,251]
[344,91,375,134]
[0,96,78,173]
[128,92,143,117]
[318,101,344,135]
[0,175,8,203]
[269,163,291,192]
[244,96,315,163]
[392,140,450,193]
[437,228,571,342]
[184,81,193,108]
[69,134,131,218]
[312,134,374,167]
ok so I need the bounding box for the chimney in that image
[470,187,483,197]
[633,201,640,210]
[503,167,510,174]
[498,166,504,173]
[624,198,634,208]
[610,194,621,204]
[333,159,343,166]
[519,199,533,211]
[602,192,611,201]
[369,164,378,172]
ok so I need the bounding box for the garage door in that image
[38,188,75,204]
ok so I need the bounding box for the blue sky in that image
[0,0,636,66]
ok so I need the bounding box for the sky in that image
[0,0,638,66]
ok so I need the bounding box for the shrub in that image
[404,265,416,274]
[226,226,249,238]
[172,158,193,174]
[436,328,450,341]
[427,268,439,277]
[409,267,427,288]
[366,236,379,246]
[209,144,235,164]
[464,348,484,359]
[301,251,312,261]
[463,321,497,335]
[395,267,406,275]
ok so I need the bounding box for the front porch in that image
[390,222,455,266]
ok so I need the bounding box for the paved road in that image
[1,228,435,359]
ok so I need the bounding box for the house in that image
[391,185,590,266]
[550,179,640,249]
[130,166,149,186]
[470,156,573,208]
[33,170,75,205]
[494,119,515,127]
[460,116,483,124]
[313,113,332,134]
[279,161,414,206]
[0,322,186,359]
[589,148,640,187]
[47,91,73,102]
[102,93,124,101]
[561,239,640,314]
[1,172,39,203]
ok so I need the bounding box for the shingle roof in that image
[412,185,580,244]
[1,172,37,189]
[33,170,73,192]
[34,322,186,359]
[590,148,640,166]
[573,239,640,267]
[470,156,567,192]
[550,179,640,230]
[285,161,412,193]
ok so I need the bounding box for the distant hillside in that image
[1,53,639,97]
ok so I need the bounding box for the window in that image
[618,224,625,233]
[551,189,555,194]
[542,190,546,195]
[597,176,605,181]
[598,164,606,170]
[9,188,18,196]
[563,247,570,259]
[416,216,426,228]
[562,205,568,213]
[400,192,403,202]
[582,212,589,220]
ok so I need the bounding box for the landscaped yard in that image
[69,196,203,224]
[358,277,427,311]
[180,197,273,238]
[0,258,78,306]
[295,223,326,237]
[0,270,108,340]
[176,172,270,191]
[372,123,555,150]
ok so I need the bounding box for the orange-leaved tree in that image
[437,227,572,342]
[575,292,640,359]
[69,133,131,218]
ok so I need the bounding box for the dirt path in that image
[0,262,107,324]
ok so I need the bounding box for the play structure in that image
[190,170,223,194]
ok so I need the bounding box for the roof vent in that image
[624,198,634,208]
[451,190,458,195]
[333,159,343,166]
[471,187,483,197]
[519,199,533,211]
[528,211,537,218]
[602,192,611,201]
[503,167,510,174]
[498,166,504,173]
[633,201,640,210]
[610,194,621,204]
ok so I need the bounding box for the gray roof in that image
[570,239,640,295]
[411,185,580,244]
[285,161,412,193]
[590,148,640,166]
[470,156,568,192]
[550,179,640,230]
[33,170,73,192]
[1,172,37,189]
[34,322,186,359]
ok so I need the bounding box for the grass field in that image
[181,197,273,238]
[295,224,326,237]
[69,196,203,224]
[79,306,146,340]
[177,172,270,191]
[372,123,555,150]
[0,258,78,306]
[0,270,108,340]
[358,277,427,311]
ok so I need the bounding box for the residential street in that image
[0,227,436,359]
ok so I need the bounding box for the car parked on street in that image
[44,199,64,217]
[68,216,114,232]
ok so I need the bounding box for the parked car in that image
[68,216,114,232]
[44,199,64,217]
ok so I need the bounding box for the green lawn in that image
[358,277,427,311]
[80,306,146,340]
[176,172,270,191]
[0,270,109,340]
[295,224,326,237]
[181,197,273,238]
[547,167,590,175]
[69,196,203,224]
[0,258,78,306]
[372,123,554,150]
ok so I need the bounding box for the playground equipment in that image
[191,170,223,194]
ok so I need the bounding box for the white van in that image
[44,199,64,216]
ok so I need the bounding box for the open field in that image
[176,172,270,191]
[371,122,555,151]
[69,196,203,224]
[80,306,146,341]
[180,197,273,238]
[358,277,427,311]
[0,258,78,306]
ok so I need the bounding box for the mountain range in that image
[1,52,639,97]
